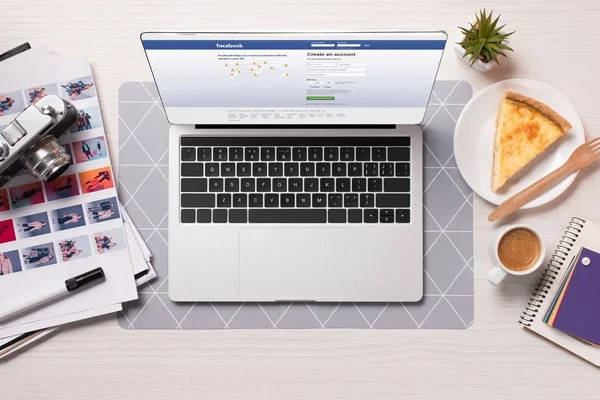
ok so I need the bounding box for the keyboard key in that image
[300,162,315,177]
[312,193,326,207]
[297,194,311,207]
[249,193,263,207]
[396,209,410,223]
[332,163,346,177]
[221,163,235,177]
[225,178,239,192]
[364,209,378,223]
[336,178,350,192]
[269,163,283,177]
[289,178,303,192]
[328,209,346,223]
[320,178,334,192]
[328,193,342,207]
[241,178,255,192]
[360,193,375,208]
[181,209,195,223]
[229,209,247,223]
[380,163,394,176]
[281,194,295,207]
[340,147,354,161]
[217,193,232,208]
[308,147,323,161]
[348,209,362,223]
[261,147,275,161]
[181,194,215,208]
[344,193,358,208]
[233,193,247,208]
[229,147,244,161]
[265,193,279,207]
[253,163,268,176]
[396,163,410,177]
[197,148,211,161]
[214,147,227,161]
[372,147,386,161]
[196,209,211,223]
[305,178,318,192]
[245,147,259,161]
[257,178,271,192]
[213,209,227,223]
[384,178,410,192]
[324,147,338,161]
[368,178,382,192]
[277,147,291,161]
[348,163,362,176]
[293,147,307,161]
[376,194,410,208]
[181,163,204,177]
[380,209,394,223]
[209,178,223,192]
[273,178,287,192]
[364,163,378,176]
[316,163,331,176]
[352,178,366,192]
[356,147,370,161]
[249,209,326,223]
[205,163,219,177]
[181,178,207,192]
[285,162,299,177]
[237,163,251,176]
[181,147,196,161]
[388,147,410,161]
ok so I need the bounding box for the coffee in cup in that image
[497,228,542,272]
[487,225,546,285]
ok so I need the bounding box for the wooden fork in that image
[489,137,600,222]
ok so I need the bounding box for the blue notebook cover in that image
[552,247,600,345]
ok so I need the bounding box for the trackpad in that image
[239,228,352,300]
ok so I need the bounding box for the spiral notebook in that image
[520,217,600,366]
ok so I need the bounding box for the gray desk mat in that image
[116,80,473,329]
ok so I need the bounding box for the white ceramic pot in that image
[454,41,498,72]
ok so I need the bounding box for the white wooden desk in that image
[3,1,600,398]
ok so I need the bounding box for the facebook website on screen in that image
[141,32,446,125]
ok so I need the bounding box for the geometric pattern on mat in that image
[117,80,473,329]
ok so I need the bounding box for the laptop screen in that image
[141,32,447,125]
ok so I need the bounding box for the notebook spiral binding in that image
[519,217,586,327]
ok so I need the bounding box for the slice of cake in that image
[491,91,572,192]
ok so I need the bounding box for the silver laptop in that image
[141,31,447,302]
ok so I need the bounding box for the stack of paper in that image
[0,44,155,359]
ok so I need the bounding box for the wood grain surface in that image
[2,1,600,398]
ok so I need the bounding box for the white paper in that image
[0,215,154,358]
[0,303,121,360]
[120,204,156,285]
[0,45,51,73]
[0,58,137,338]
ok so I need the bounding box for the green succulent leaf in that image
[459,9,515,67]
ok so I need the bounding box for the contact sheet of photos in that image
[0,63,127,278]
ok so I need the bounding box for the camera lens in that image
[21,136,71,182]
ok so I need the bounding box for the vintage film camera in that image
[0,95,76,187]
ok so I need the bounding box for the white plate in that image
[454,79,585,208]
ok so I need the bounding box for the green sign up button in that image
[306,96,335,100]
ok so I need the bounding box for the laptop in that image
[140,31,447,302]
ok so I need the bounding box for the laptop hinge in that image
[194,124,397,130]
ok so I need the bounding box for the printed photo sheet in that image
[0,57,137,338]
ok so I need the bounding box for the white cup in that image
[487,224,546,285]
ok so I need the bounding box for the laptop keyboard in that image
[179,137,411,224]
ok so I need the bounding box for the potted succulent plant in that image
[455,9,515,72]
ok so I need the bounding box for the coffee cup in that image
[487,224,546,285]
